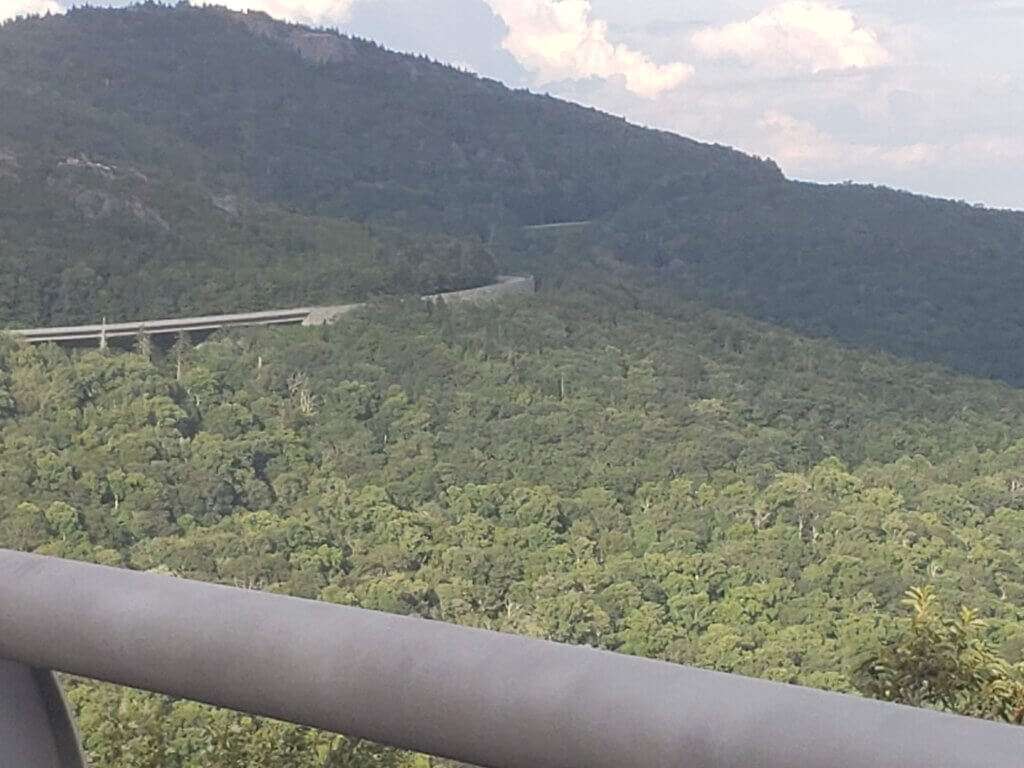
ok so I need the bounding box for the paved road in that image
[6,275,535,345]
[522,221,592,232]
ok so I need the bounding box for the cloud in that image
[0,0,61,22]
[954,135,1024,163]
[483,0,693,98]
[204,0,358,26]
[758,110,1024,180]
[758,110,934,170]
[692,2,890,73]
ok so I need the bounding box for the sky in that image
[4,1,1023,210]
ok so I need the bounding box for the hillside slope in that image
[3,5,1024,383]
[605,176,1024,382]
[0,4,777,229]
[0,140,488,325]
[2,6,1024,761]
[5,274,1024,761]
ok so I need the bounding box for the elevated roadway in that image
[6,275,535,346]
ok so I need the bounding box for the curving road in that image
[6,275,535,346]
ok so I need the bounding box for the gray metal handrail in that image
[1,549,1021,767]
[0,662,84,767]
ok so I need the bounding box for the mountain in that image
[0,4,777,228]
[0,146,495,325]
[605,176,1024,383]
[3,4,1024,385]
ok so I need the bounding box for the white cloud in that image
[692,2,891,73]
[0,0,61,22]
[484,0,693,98]
[206,0,358,26]
[758,110,934,170]
[954,135,1024,163]
[758,110,1024,179]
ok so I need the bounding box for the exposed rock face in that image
[67,187,170,231]
[288,30,358,65]
[226,10,357,65]
[211,192,241,217]
[58,154,149,182]
[48,154,169,231]
[60,155,117,179]
[0,147,19,181]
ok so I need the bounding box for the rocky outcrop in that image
[48,155,169,231]
[288,30,358,65]
[59,155,117,179]
[58,154,149,183]
[66,187,170,231]
[69,189,167,231]
[226,10,357,65]
[211,193,241,217]
[0,147,19,181]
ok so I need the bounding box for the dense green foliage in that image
[0,156,495,325]
[64,681,431,768]
[6,5,1024,382]
[857,587,1024,723]
[4,273,1024,760]
[0,134,496,327]
[604,180,1024,383]
[0,7,501,326]
[0,4,773,230]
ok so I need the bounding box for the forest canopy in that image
[4,272,1024,762]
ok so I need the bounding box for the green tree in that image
[857,587,1024,724]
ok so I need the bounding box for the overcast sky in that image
[5,1,1023,210]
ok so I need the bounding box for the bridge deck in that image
[5,276,534,344]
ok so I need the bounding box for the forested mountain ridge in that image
[604,178,1024,383]
[0,136,495,326]
[0,3,778,229]
[4,4,1024,384]
[0,4,512,326]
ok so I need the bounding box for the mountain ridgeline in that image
[0,4,778,227]
[2,4,1024,383]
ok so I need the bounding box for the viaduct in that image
[5,275,536,346]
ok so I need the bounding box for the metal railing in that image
[1,549,1021,767]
